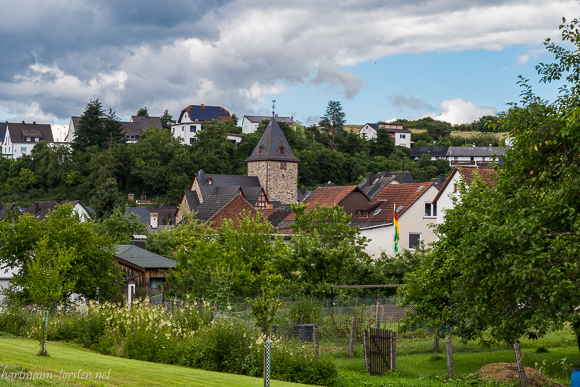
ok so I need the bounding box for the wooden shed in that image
[114,244,176,289]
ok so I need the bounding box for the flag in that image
[393,210,400,254]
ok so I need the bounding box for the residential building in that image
[64,115,163,144]
[410,145,506,166]
[350,182,439,258]
[23,200,92,221]
[432,166,496,224]
[242,115,294,134]
[357,171,415,199]
[171,104,234,145]
[1,121,54,158]
[359,123,412,147]
[246,115,300,204]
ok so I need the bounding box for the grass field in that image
[0,337,309,387]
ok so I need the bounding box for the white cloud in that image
[424,98,497,125]
[518,54,530,65]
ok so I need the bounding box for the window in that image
[207,177,213,185]
[21,147,27,153]
[258,145,263,154]
[425,203,436,217]
[190,138,195,144]
[409,233,422,249]
[279,146,285,154]
[190,125,196,132]
[25,137,31,141]
[453,183,458,193]
[182,126,184,131]
[400,134,406,139]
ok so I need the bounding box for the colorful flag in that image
[393,210,400,254]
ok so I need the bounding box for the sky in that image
[0,0,578,127]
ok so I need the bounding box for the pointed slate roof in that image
[246,116,299,163]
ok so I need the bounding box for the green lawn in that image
[0,337,309,387]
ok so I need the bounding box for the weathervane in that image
[272,100,276,116]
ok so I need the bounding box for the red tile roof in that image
[282,185,364,222]
[350,182,435,225]
[432,166,496,204]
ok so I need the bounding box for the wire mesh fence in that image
[152,295,576,385]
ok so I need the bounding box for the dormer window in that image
[207,177,213,185]
[279,146,285,154]
[258,145,263,154]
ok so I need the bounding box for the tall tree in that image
[136,107,149,116]
[402,17,580,348]
[160,109,175,130]
[319,100,346,136]
[72,99,126,152]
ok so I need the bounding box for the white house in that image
[1,121,54,159]
[242,115,294,134]
[432,166,496,225]
[359,123,412,147]
[171,104,234,145]
[410,145,506,167]
[350,182,439,258]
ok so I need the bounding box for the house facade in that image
[432,166,496,225]
[410,145,506,166]
[1,121,54,158]
[171,104,233,145]
[65,115,162,144]
[242,115,294,134]
[359,123,412,147]
[350,182,439,258]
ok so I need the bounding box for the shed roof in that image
[115,245,176,269]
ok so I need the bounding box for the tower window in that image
[279,146,285,154]
[207,177,213,185]
[258,145,263,154]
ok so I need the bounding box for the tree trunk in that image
[42,309,49,356]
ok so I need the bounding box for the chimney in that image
[150,213,159,229]
[130,240,146,249]
[197,170,204,185]
[325,181,335,187]
[488,144,492,151]
[472,143,475,147]
[22,120,25,124]
[367,173,375,185]
[201,104,205,109]
[33,121,36,124]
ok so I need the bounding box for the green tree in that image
[137,107,149,116]
[91,209,146,244]
[72,99,126,152]
[319,100,346,136]
[274,204,371,297]
[160,109,175,130]
[403,17,580,347]
[90,177,124,220]
[0,204,123,306]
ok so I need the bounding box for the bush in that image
[0,307,37,336]
[272,343,338,386]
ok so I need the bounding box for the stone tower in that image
[246,115,299,204]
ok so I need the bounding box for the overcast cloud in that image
[0,0,577,123]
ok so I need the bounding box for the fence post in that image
[264,339,271,387]
[390,331,397,370]
[445,335,454,379]
[514,342,527,387]
[433,325,440,352]
[313,324,320,358]
[375,298,381,329]
[363,330,370,371]
[348,315,356,358]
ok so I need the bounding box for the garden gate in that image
[364,327,396,376]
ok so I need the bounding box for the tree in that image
[90,177,124,220]
[72,99,126,152]
[402,17,580,348]
[0,204,123,306]
[274,204,371,297]
[137,107,149,116]
[319,100,346,136]
[160,109,175,130]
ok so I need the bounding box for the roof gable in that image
[432,166,496,204]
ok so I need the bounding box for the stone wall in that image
[247,160,298,204]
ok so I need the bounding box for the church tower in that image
[246,112,299,205]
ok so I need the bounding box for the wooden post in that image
[363,330,370,371]
[313,324,320,358]
[445,335,454,379]
[348,315,356,358]
[433,325,440,352]
[390,331,397,370]
[514,342,527,387]
[375,298,381,329]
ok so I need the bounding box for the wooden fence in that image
[364,328,396,376]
